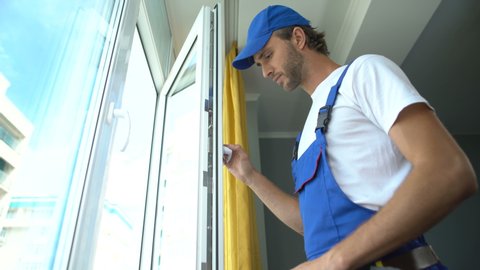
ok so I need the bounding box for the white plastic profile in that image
[106,101,131,152]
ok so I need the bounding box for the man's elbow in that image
[452,156,478,201]
[463,169,478,198]
[293,222,304,236]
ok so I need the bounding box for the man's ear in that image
[292,26,307,50]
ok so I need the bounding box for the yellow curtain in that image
[223,42,261,270]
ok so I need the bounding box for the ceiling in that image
[165,0,480,137]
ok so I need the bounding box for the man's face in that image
[253,35,304,91]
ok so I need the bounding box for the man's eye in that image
[265,53,272,59]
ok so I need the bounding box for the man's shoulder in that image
[347,54,402,79]
[351,54,392,68]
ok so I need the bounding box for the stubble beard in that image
[283,43,304,91]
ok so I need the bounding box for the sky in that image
[0,0,114,195]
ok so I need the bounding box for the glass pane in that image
[170,45,197,96]
[156,41,201,270]
[143,0,173,77]
[92,29,156,269]
[0,0,118,268]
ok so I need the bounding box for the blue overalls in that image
[291,64,447,269]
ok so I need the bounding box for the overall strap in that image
[292,132,301,161]
[316,63,352,133]
[292,63,353,161]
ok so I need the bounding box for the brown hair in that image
[274,25,330,56]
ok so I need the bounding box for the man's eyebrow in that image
[254,50,267,66]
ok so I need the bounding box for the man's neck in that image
[302,53,340,95]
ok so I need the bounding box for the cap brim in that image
[232,33,272,70]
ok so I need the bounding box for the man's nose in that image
[261,64,273,79]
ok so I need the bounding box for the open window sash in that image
[151,4,224,270]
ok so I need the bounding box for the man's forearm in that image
[247,170,304,234]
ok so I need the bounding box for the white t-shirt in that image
[297,54,430,211]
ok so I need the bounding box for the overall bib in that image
[291,64,447,269]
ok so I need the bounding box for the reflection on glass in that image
[170,42,197,96]
[156,41,200,269]
[0,0,118,268]
[92,29,156,269]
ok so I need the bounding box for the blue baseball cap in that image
[232,5,310,70]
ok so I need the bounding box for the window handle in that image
[106,102,131,152]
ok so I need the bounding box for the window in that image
[0,1,223,269]
[0,0,127,268]
[0,124,21,149]
[152,6,224,269]
[156,42,200,269]
[91,28,156,270]
[0,158,13,183]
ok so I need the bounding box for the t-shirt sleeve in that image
[349,54,432,133]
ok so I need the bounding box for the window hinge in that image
[203,170,209,187]
[204,98,212,112]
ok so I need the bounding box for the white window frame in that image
[64,0,142,269]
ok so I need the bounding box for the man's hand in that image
[223,144,305,234]
[223,144,257,186]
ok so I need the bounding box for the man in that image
[224,5,477,270]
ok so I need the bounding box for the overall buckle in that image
[316,105,333,133]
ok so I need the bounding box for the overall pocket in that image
[292,139,323,193]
